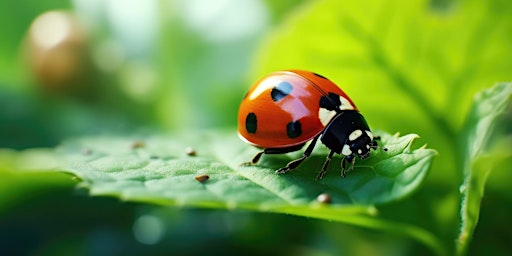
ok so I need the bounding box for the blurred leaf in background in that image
[154,0,270,129]
[0,0,72,85]
[251,0,512,254]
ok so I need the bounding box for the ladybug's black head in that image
[320,110,384,160]
[341,129,377,159]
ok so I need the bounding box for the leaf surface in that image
[48,132,435,213]
[457,82,512,255]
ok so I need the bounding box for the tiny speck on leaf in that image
[82,148,92,156]
[131,141,145,149]
[317,193,331,204]
[81,148,92,155]
[195,174,209,183]
[185,147,196,156]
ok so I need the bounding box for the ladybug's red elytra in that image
[237,70,385,179]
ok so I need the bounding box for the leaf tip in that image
[404,133,422,152]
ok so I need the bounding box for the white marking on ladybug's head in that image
[318,108,337,126]
[366,145,370,149]
[339,96,355,110]
[357,149,362,154]
[365,130,373,140]
[342,144,352,156]
[349,129,363,141]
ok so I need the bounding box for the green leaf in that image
[2,131,438,252]
[56,132,434,209]
[457,83,512,255]
[251,2,512,253]
[3,132,437,208]
[0,148,75,214]
[0,148,61,172]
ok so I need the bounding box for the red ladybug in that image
[237,70,384,179]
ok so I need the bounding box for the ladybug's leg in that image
[242,144,305,166]
[240,151,264,166]
[371,136,388,151]
[250,151,265,164]
[316,150,335,180]
[340,155,356,177]
[275,135,320,174]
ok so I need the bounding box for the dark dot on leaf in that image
[81,148,92,155]
[195,174,210,183]
[317,193,331,204]
[132,141,145,149]
[185,147,196,156]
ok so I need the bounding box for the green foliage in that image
[251,0,512,254]
[252,0,512,184]
[0,148,73,214]
[0,0,72,84]
[0,0,511,255]
[457,83,512,255]
[1,131,440,253]
[41,132,431,208]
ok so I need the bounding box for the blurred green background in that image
[1,0,511,255]
[0,0,291,149]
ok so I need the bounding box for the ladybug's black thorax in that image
[320,110,372,156]
[319,92,342,112]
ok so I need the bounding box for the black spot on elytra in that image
[286,120,302,138]
[245,113,257,134]
[313,72,328,79]
[319,92,342,111]
[271,81,293,102]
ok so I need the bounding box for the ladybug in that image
[237,70,385,179]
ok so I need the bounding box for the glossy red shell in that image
[237,70,357,148]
